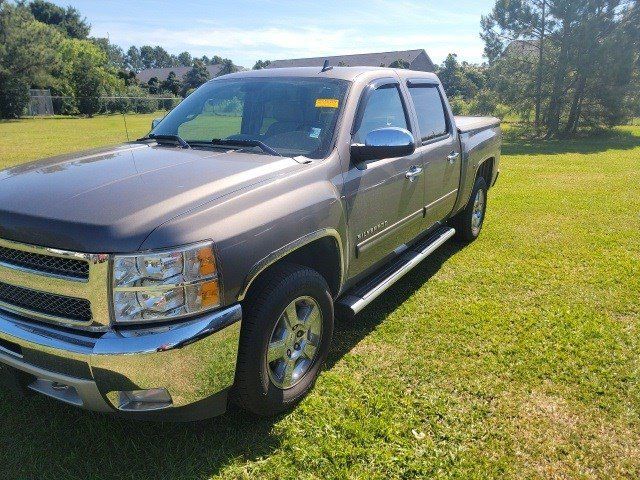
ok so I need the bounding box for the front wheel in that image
[452,176,488,242]
[234,264,334,416]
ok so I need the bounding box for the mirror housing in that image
[151,118,162,129]
[350,127,416,163]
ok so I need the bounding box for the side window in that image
[353,85,408,143]
[408,85,448,141]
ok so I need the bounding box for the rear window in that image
[408,86,448,140]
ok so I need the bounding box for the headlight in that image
[112,242,220,324]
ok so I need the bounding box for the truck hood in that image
[0,143,302,252]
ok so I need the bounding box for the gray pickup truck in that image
[0,66,500,419]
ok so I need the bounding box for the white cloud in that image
[97,22,485,66]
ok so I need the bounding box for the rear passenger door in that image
[406,80,461,227]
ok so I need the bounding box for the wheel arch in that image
[477,157,495,188]
[238,229,345,301]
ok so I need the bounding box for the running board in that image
[337,227,456,316]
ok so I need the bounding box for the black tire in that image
[235,263,334,416]
[452,176,488,243]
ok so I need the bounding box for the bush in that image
[468,89,499,116]
[449,95,470,116]
[0,77,29,118]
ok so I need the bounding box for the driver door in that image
[342,79,425,279]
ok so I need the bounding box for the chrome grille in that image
[0,245,89,280]
[0,238,110,330]
[0,281,92,322]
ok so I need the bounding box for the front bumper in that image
[0,305,241,420]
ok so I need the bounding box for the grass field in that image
[0,116,639,479]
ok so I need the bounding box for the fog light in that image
[115,388,173,411]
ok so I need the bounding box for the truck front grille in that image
[0,238,110,329]
[0,281,92,322]
[0,245,89,280]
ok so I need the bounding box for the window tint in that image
[353,86,408,143]
[409,86,447,140]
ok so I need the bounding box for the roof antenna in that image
[320,59,333,73]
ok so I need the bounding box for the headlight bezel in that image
[110,241,222,325]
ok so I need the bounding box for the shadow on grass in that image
[327,241,465,370]
[0,241,466,480]
[502,128,640,157]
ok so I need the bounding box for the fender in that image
[237,228,346,301]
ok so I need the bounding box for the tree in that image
[125,46,143,72]
[437,53,486,99]
[182,60,210,95]
[29,0,90,39]
[117,69,138,87]
[56,38,124,116]
[161,71,182,96]
[482,0,639,137]
[253,59,271,70]
[146,76,160,95]
[153,46,173,68]
[177,51,192,67]
[388,59,411,69]
[0,2,61,118]
[92,37,126,70]
[140,45,156,69]
[217,58,238,76]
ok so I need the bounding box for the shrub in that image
[448,95,470,116]
[468,89,499,116]
[0,77,29,118]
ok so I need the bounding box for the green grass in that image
[0,116,639,479]
[0,113,161,171]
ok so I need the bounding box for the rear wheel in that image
[452,176,488,242]
[235,264,334,416]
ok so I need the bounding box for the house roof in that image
[136,64,225,83]
[222,66,439,83]
[267,49,435,72]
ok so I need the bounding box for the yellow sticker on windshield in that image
[316,98,339,109]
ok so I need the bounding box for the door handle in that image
[405,165,423,182]
[447,151,460,164]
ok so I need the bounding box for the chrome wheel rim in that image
[471,189,485,236]
[266,296,323,389]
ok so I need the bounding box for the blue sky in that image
[51,0,494,68]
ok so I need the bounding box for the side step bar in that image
[337,227,456,316]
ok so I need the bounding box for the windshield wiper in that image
[141,133,191,149]
[211,138,281,157]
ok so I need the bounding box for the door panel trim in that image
[425,189,458,211]
[356,208,424,257]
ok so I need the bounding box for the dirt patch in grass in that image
[508,388,640,479]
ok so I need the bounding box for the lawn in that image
[0,113,160,171]
[0,116,639,479]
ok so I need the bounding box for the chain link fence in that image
[25,92,182,117]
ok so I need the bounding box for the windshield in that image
[151,77,350,159]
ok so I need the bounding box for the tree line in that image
[1,0,638,135]
[482,0,639,137]
[0,0,240,118]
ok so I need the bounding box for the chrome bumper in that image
[0,305,242,418]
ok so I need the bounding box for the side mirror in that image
[151,118,162,129]
[350,127,416,163]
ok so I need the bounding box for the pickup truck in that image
[0,66,501,419]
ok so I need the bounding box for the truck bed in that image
[455,116,501,133]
